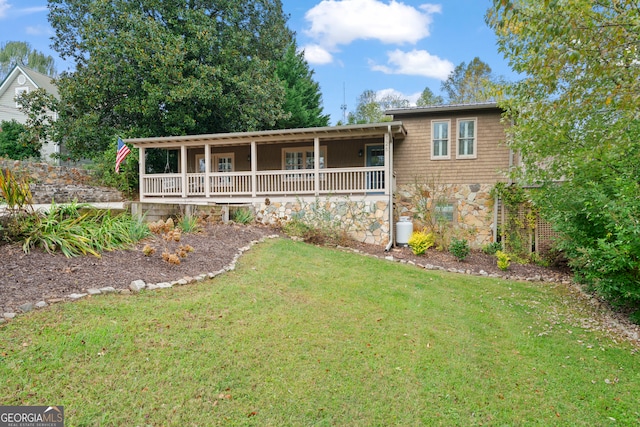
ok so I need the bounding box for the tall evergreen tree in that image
[274,43,329,129]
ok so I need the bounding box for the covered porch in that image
[126,122,406,204]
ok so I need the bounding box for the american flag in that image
[115,138,131,173]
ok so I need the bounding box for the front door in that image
[366,145,384,190]
[213,153,234,191]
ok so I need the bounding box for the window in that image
[431,120,450,159]
[195,153,234,173]
[282,147,326,170]
[457,118,477,159]
[435,203,455,223]
[15,87,28,107]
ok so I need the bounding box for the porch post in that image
[204,143,211,197]
[251,141,257,197]
[384,130,391,196]
[314,137,320,196]
[181,145,187,198]
[139,146,146,202]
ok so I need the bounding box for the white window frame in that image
[15,87,29,108]
[195,153,235,173]
[431,120,450,160]
[281,146,326,170]
[457,118,477,159]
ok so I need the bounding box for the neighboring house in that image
[125,102,516,247]
[0,64,60,162]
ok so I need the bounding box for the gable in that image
[0,65,58,124]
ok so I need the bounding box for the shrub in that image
[496,250,511,271]
[408,230,435,255]
[177,214,200,233]
[482,241,502,256]
[233,208,254,224]
[449,238,470,261]
[0,168,33,212]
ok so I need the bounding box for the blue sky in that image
[0,0,516,125]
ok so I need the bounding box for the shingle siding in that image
[393,108,510,186]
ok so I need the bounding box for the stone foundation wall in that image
[252,197,391,246]
[0,160,123,203]
[395,183,496,248]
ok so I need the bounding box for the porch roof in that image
[125,121,407,148]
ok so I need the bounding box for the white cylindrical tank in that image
[396,216,413,246]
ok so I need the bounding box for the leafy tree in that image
[16,88,59,157]
[379,93,410,111]
[346,90,408,124]
[274,43,330,129]
[440,57,495,104]
[0,41,56,80]
[0,120,39,160]
[47,0,293,160]
[487,1,640,310]
[347,90,383,124]
[416,87,444,107]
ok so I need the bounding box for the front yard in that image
[1,239,638,425]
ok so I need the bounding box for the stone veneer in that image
[252,197,391,246]
[0,159,123,203]
[395,183,496,248]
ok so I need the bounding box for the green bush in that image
[449,238,470,261]
[496,250,511,271]
[408,230,435,255]
[0,120,40,160]
[233,208,254,224]
[482,241,502,256]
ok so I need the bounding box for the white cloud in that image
[305,0,441,50]
[26,25,53,36]
[370,49,454,80]
[0,0,11,19]
[302,44,334,65]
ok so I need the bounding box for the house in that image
[0,64,60,162]
[126,102,513,248]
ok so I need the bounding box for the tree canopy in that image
[440,57,496,104]
[47,0,295,159]
[415,87,444,107]
[345,90,408,124]
[487,0,640,310]
[0,41,56,80]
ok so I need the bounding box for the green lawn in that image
[1,239,638,426]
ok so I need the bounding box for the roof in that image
[126,121,407,148]
[386,102,500,117]
[0,64,59,99]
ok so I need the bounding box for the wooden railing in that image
[140,167,386,198]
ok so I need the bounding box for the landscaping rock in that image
[4,313,17,319]
[68,293,88,300]
[99,287,117,294]
[19,303,34,313]
[35,301,47,309]
[129,280,146,292]
[87,289,102,296]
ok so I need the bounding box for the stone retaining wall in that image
[395,183,496,248]
[253,197,390,246]
[0,159,123,203]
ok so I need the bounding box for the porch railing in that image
[140,167,385,198]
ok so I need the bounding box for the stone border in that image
[0,235,280,324]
